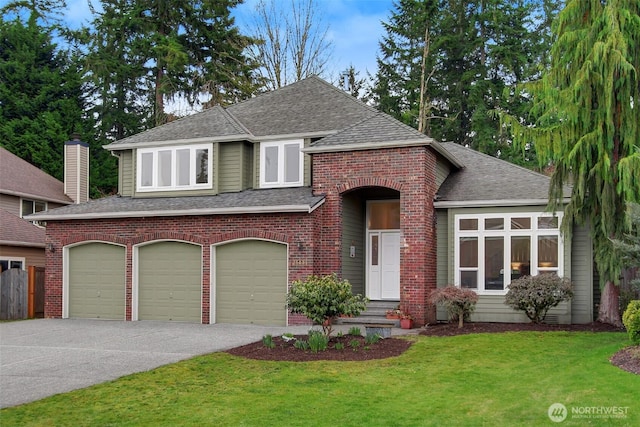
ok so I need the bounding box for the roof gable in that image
[0,147,72,204]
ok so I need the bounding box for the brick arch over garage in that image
[337,178,404,194]
[130,232,207,246]
[61,233,128,247]
[212,229,289,245]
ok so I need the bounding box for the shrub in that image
[365,333,381,345]
[287,273,368,337]
[294,340,309,350]
[429,286,479,328]
[349,339,360,351]
[334,342,345,350]
[622,300,640,344]
[504,274,573,323]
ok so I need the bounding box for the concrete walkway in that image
[0,319,414,408]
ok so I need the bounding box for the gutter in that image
[0,240,45,248]
[26,199,325,221]
[433,198,571,208]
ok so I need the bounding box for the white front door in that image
[367,231,400,300]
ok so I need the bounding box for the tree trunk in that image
[597,280,622,327]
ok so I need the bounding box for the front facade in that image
[32,77,595,326]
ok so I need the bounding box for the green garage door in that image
[68,243,125,319]
[215,240,287,326]
[138,241,202,322]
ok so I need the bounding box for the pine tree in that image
[501,0,640,326]
[0,6,86,182]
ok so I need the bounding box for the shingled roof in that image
[436,142,570,207]
[28,187,325,220]
[0,147,72,205]
[104,76,378,150]
[0,209,45,247]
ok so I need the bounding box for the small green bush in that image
[622,300,640,344]
[429,286,479,328]
[262,334,275,349]
[504,274,573,323]
[308,330,329,353]
[287,273,368,337]
[349,339,360,351]
[334,342,345,350]
[294,340,309,350]
[365,333,381,345]
[347,326,362,336]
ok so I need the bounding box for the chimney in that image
[64,133,89,204]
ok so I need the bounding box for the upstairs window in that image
[21,199,47,217]
[260,140,303,188]
[137,144,211,192]
[454,212,563,294]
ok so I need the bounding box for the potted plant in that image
[385,306,402,319]
[400,312,414,329]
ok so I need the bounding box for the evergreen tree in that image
[0,8,87,182]
[501,0,640,326]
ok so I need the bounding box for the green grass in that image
[2,332,638,426]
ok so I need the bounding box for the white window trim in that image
[259,139,304,188]
[0,257,26,271]
[454,212,564,295]
[136,144,212,192]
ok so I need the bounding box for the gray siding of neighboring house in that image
[342,194,365,295]
[435,205,584,324]
[0,194,20,216]
[435,209,450,320]
[571,224,594,323]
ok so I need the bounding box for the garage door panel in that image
[68,243,125,319]
[215,240,287,326]
[138,242,202,322]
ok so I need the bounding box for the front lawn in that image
[2,331,638,426]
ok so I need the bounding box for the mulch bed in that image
[226,334,412,362]
[225,322,639,374]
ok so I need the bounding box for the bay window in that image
[137,144,211,191]
[455,212,563,294]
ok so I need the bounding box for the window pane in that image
[34,201,46,212]
[158,150,172,187]
[264,146,279,183]
[284,143,300,183]
[10,260,23,269]
[21,200,34,216]
[0,260,7,272]
[511,236,531,280]
[460,219,477,230]
[459,237,478,268]
[195,148,208,184]
[371,235,379,266]
[485,218,504,230]
[538,216,559,229]
[368,202,400,229]
[511,217,531,229]
[176,149,190,186]
[485,236,504,290]
[141,152,153,187]
[538,236,558,268]
[460,271,477,289]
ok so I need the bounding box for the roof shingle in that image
[0,209,45,247]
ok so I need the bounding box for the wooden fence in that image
[0,266,45,320]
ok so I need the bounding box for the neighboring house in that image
[30,77,595,326]
[0,143,87,271]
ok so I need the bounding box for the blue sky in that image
[59,0,396,80]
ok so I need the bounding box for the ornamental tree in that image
[287,273,367,337]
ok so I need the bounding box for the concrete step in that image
[335,300,401,326]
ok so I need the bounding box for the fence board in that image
[0,268,28,320]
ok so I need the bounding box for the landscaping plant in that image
[504,274,573,323]
[429,286,479,328]
[622,300,640,344]
[287,273,367,337]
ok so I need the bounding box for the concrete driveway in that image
[0,318,312,408]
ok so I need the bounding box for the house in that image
[0,143,88,271]
[29,77,595,326]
